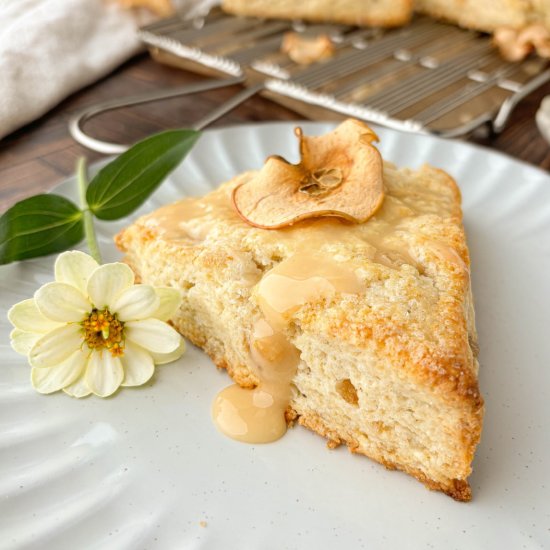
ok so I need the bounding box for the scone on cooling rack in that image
[221,0,413,27]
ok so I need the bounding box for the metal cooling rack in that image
[141,7,550,136]
[69,7,550,152]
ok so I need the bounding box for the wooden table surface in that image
[1,53,549,212]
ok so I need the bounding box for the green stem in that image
[77,157,102,264]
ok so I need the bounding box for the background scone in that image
[116,127,483,501]
[416,0,531,32]
[221,0,413,27]
[222,0,550,33]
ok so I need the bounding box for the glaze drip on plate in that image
[213,254,362,443]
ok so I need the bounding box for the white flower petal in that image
[149,337,186,365]
[63,372,92,398]
[87,263,134,309]
[111,285,160,322]
[120,341,155,387]
[151,287,182,321]
[29,324,83,368]
[85,350,124,397]
[8,298,62,333]
[35,282,91,322]
[125,319,181,354]
[55,251,99,293]
[10,328,42,356]
[31,348,89,394]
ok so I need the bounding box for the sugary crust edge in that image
[207,349,473,501]
[167,316,473,502]
[292,409,472,501]
[221,0,413,27]
[415,4,525,32]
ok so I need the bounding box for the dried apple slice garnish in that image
[232,119,384,229]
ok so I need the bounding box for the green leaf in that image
[86,129,201,220]
[0,195,83,265]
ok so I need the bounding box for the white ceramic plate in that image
[536,96,550,145]
[1,123,549,550]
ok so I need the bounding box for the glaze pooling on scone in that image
[213,255,363,443]
[142,173,459,270]
[142,192,238,242]
[256,254,363,329]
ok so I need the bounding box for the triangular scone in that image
[115,127,483,501]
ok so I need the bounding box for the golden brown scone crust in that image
[415,0,550,32]
[116,160,483,501]
[222,0,413,27]
[222,0,550,34]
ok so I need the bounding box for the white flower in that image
[8,251,185,398]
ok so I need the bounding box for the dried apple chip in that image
[232,119,384,229]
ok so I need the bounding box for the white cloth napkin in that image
[0,0,147,140]
[0,0,217,141]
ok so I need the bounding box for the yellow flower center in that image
[82,308,125,357]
